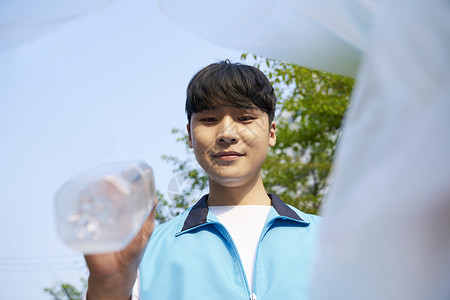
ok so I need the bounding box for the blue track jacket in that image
[140,194,320,299]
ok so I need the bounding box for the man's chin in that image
[208,174,244,187]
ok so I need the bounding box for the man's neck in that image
[207,174,271,206]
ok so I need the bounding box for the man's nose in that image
[216,117,239,145]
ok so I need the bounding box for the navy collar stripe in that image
[180,194,304,232]
[268,194,304,221]
[181,194,209,232]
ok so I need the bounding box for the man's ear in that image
[187,123,193,148]
[269,121,276,147]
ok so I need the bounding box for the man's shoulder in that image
[153,209,190,235]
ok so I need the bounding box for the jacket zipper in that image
[251,218,277,299]
[213,222,253,298]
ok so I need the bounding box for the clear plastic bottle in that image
[55,161,156,254]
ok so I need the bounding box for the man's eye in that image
[239,116,255,122]
[201,117,217,122]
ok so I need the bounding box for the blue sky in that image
[0,1,241,298]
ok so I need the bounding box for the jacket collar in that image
[179,193,305,233]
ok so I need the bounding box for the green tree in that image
[157,54,354,220]
[44,278,86,300]
[248,55,354,214]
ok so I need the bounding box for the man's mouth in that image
[212,151,244,161]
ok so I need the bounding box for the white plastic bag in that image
[311,0,450,298]
[158,0,363,77]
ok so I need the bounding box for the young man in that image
[85,60,321,299]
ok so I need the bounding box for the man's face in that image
[188,106,276,188]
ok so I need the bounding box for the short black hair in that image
[185,60,277,124]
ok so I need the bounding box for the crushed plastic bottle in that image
[55,161,156,254]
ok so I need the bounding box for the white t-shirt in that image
[209,205,271,291]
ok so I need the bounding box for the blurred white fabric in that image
[158,0,364,77]
[282,0,376,52]
[0,0,112,53]
[311,0,450,299]
[160,0,450,299]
